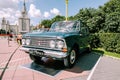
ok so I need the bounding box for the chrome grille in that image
[30,37,52,48]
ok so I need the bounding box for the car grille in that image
[30,37,52,48]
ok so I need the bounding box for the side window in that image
[72,21,80,31]
[81,27,86,34]
[81,27,89,35]
[76,22,80,31]
[80,21,89,35]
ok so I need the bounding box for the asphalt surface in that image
[90,56,120,80]
[0,37,120,80]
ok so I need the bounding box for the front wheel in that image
[64,49,76,68]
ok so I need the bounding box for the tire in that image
[89,47,92,52]
[29,54,42,63]
[64,49,76,68]
[86,46,92,53]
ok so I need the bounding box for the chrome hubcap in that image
[70,50,76,64]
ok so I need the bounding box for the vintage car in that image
[20,20,91,68]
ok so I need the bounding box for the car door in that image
[79,22,89,52]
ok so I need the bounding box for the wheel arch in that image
[72,43,80,54]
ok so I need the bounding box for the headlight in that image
[57,40,64,49]
[49,40,56,48]
[22,39,26,45]
[26,39,30,45]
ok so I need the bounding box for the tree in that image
[105,12,120,32]
[41,19,52,28]
[39,0,120,33]
[101,0,120,32]
[41,15,65,28]
[0,29,6,34]
[51,15,65,23]
[69,16,75,20]
[101,0,120,14]
[87,10,105,33]
[75,8,92,24]
[75,8,104,33]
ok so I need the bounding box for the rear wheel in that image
[29,54,42,63]
[86,46,92,53]
[64,49,76,68]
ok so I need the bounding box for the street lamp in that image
[65,0,69,21]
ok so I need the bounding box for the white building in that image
[19,0,30,34]
[1,0,30,34]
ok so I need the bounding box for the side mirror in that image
[79,31,83,36]
[80,33,83,36]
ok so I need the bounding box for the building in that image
[1,17,18,34]
[1,0,30,35]
[19,0,30,34]
[1,17,7,31]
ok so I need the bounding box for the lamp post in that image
[65,0,68,21]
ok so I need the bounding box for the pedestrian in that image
[17,33,22,45]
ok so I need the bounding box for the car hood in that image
[23,31,78,38]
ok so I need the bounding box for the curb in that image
[104,55,120,60]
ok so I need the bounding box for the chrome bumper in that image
[20,47,68,59]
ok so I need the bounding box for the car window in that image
[81,27,89,35]
[49,21,80,32]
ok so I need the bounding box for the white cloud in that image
[0,0,19,9]
[0,8,21,25]
[15,10,21,17]
[50,8,60,15]
[28,4,41,18]
[43,12,50,18]
[12,0,19,3]
[0,0,21,25]
[0,0,34,25]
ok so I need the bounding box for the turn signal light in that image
[62,48,67,52]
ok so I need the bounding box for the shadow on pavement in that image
[24,62,61,76]
[22,58,65,76]
[22,51,104,76]
[65,52,103,73]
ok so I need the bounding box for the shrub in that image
[89,34,100,48]
[90,33,120,53]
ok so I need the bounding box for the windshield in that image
[49,21,80,32]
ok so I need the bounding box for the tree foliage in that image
[74,0,120,33]
[41,15,65,28]
[51,15,65,23]
[101,0,120,33]
[0,29,7,34]
[105,12,120,32]
[40,0,120,33]
[41,19,52,28]
[90,33,120,53]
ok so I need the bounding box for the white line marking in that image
[87,56,101,80]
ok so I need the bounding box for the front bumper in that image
[20,47,68,59]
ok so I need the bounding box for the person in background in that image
[17,33,22,45]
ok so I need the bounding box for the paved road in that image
[0,38,120,80]
[89,56,120,80]
[0,38,96,80]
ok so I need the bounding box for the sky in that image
[0,0,109,26]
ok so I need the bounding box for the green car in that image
[20,20,91,68]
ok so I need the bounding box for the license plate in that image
[30,50,44,56]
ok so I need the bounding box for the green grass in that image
[93,48,120,59]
